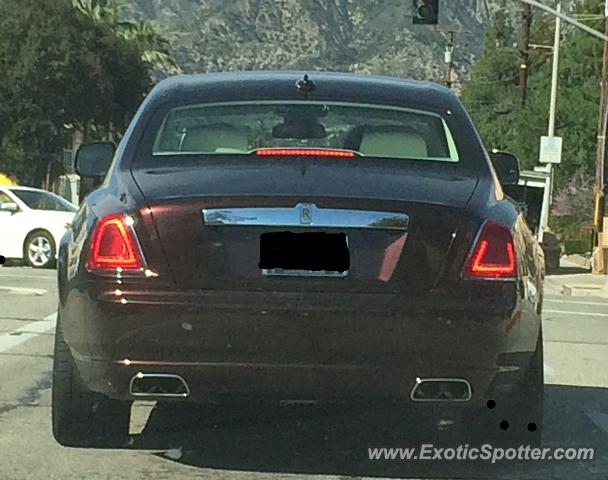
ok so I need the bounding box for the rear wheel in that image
[510,331,544,444]
[51,316,131,447]
[24,231,55,268]
[481,332,544,446]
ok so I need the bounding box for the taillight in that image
[256,148,356,158]
[463,221,517,280]
[87,213,144,270]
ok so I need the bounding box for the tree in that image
[73,0,130,23]
[74,0,178,76]
[461,3,521,153]
[462,0,604,228]
[0,0,152,184]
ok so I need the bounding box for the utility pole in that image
[446,30,455,88]
[547,3,560,142]
[519,3,532,106]
[537,2,561,244]
[592,7,608,274]
[519,0,608,272]
[432,27,467,89]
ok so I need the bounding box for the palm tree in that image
[73,0,178,74]
[120,19,178,74]
[70,0,178,153]
[73,0,129,24]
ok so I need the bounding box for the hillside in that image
[129,0,504,86]
[130,1,581,87]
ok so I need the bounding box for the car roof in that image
[148,71,459,113]
[122,70,490,177]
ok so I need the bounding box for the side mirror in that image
[75,142,115,178]
[0,202,19,214]
[490,151,520,186]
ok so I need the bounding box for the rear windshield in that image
[153,101,460,162]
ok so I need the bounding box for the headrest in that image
[181,125,249,153]
[358,129,428,158]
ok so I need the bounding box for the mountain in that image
[129,0,575,87]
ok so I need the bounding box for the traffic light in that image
[413,0,439,25]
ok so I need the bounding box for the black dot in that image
[486,399,496,409]
[527,422,537,432]
[0,255,5,265]
[500,420,510,430]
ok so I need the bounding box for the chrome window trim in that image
[202,203,409,231]
[153,100,460,162]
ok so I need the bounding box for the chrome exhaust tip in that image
[410,377,472,402]
[129,373,190,398]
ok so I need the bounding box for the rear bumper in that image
[59,283,539,404]
[75,358,503,406]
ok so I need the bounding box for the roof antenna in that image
[295,74,316,98]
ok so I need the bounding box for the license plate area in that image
[260,231,350,278]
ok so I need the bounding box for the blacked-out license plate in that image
[259,231,350,277]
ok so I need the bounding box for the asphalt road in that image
[0,265,607,480]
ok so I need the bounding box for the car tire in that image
[51,316,131,448]
[512,330,544,445]
[24,230,55,269]
[494,332,544,447]
[476,331,544,448]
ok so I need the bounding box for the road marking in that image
[545,299,608,306]
[0,313,56,354]
[545,339,608,346]
[0,274,56,280]
[544,309,608,317]
[0,287,47,295]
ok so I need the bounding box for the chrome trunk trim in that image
[202,203,409,230]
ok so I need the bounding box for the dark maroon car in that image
[52,71,544,447]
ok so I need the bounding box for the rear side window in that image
[11,189,77,212]
[0,192,12,204]
[153,101,460,162]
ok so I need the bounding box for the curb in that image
[560,285,605,297]
[562,254,591,269]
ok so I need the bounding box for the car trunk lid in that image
[131,157,477,294]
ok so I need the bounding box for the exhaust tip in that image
[410,377,472,402]
[129,373,190,398]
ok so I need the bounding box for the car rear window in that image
[11,189,77,212]
[153,101,460,162]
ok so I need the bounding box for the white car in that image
[0,186,77,268]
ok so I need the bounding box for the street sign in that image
[539,136,563,164]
